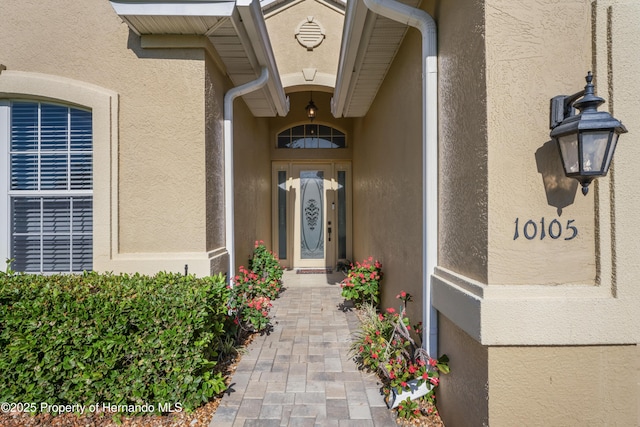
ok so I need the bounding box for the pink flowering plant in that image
[227,241,283,333]
[340,257,383,306]
[351,290,450,420]
[241,295,273,331]
[249,240,284,298]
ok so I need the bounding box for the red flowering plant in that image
[380,291,450,419]
[340,257,383,306]
[350,290,450,421]
[227,241,284,333]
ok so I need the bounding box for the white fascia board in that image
[331,0,369,118]
[236,0,289,116]
[110,1,236,17]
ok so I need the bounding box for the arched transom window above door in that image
[277,124,346,149]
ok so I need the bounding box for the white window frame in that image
[1,100,93,273]
[0,101,9,268]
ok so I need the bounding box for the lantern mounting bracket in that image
[550,90,585,129]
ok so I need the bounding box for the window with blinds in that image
[5,101,93,273]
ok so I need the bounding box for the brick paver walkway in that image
[209,270,397,427]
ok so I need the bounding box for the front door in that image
[272,162,351,270]
[292,164,333,268]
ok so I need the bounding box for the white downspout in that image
[224,66,269,280]
[361,0,438,357]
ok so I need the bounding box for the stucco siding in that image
[438,315,489,427]
[205,54,229,273]
[485,0,594,286]
[433,0,640,345]
[437,0,489,285]
[233,100,272,270]
[609,4,640,425]
[488,345,637,426]
[351,25,423,322]
[0,0,220,275]
[439,318,638,426]
[434,0,640,424]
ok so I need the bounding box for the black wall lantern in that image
[305,92,318,122]
[550,71,627,195]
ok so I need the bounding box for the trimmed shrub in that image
[0,271,229,414]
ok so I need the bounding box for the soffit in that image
[261,0,345,16]
[109,0,288,117]
[332,0,420,118]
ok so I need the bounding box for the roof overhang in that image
[332,0,418,117]
[110,0,289,117]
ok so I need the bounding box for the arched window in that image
[1,100,93,273]
[277,124,346,149]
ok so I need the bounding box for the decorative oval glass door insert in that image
[300,170,324,259]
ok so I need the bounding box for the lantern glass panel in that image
[580,130,610,172]
[603,132,619,173]
[558,135,579,173]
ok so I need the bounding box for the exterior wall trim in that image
[432,266,639,346]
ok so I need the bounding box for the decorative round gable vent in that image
[295,16,325,51]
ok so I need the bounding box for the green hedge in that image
[0,271,229,414]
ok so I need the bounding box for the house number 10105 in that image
[513,218,578,241]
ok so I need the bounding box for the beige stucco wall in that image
[438,315,489,426]
[437,0,594,287]
[432,0,640,424]
[351,25,423,322]
[433,2,489,423]
[0,0,227,275]
[437,0,489,285]
[485,0,594,286]
[233,99,272,270]
[488,344,637,426]
[265,0,344,91]
[205,54,230,274]
[433,0,640,345]
[607,3,640,425]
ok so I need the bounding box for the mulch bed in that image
[0,401,219,427]
[396,402,446,427]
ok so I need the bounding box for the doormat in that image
[296,268,333,274]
